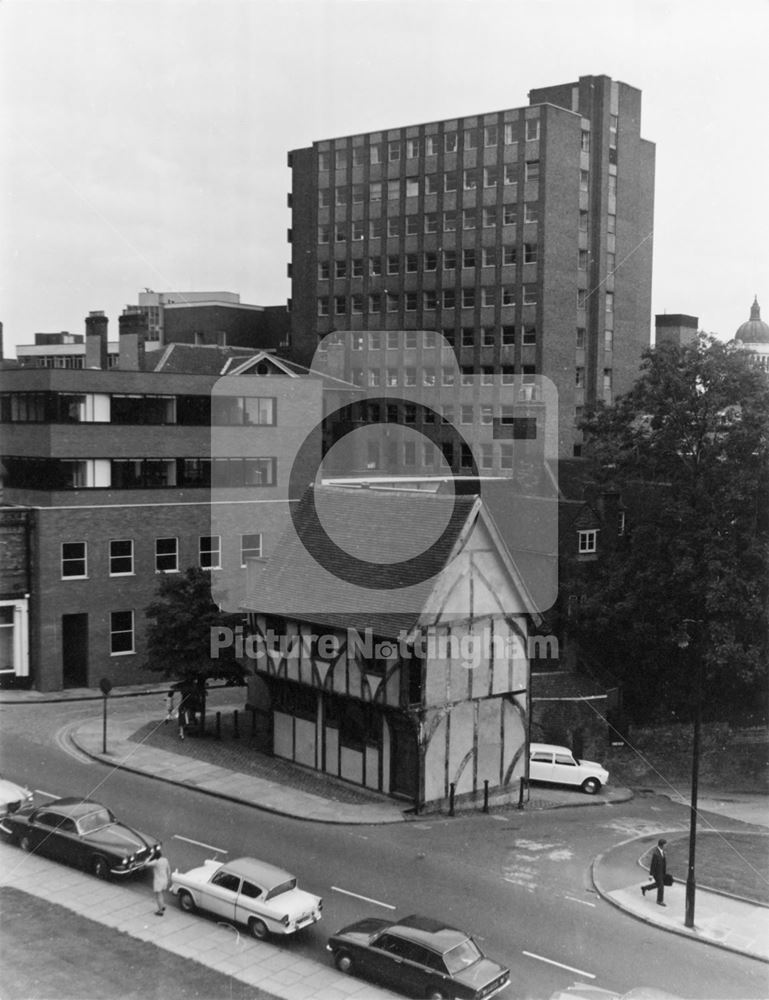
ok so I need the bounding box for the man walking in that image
[147,848,172,915]
[641,838,668,906]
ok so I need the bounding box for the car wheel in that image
[334,950,353,974]
[19,834,32,853]
[92,856,110,879]
[581,777,601,795]
[178,890,196,913]
[249,917,269,940]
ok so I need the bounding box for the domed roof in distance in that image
[736,296,769,344]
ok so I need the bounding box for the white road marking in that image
[522,951,596,979]
[491,815,510,821]
[564,895,596,907]
[34,789,58,799]
[54,722,93,765]
[172,834,227,854]
[331,886,396,910]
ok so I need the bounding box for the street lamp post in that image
[675,620,702,930]
[99,677,113,754]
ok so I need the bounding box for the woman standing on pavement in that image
[147,848,172,915]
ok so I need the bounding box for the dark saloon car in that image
[327,914,510,999]
[1,797,160,879]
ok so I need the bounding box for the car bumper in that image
[111,857,157,876]
[281,911,322,934]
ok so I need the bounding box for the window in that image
[405,292,418,312]
[423,331,437,348]
[461,405,473,424]
[580,170,590,192]
[241,533,262,565]
[443,249,456,269]
[523,284,537,305]
[523,326,537,345]
[481,404,494,425]
[318,225,330,244]
[62,542,87,578]
[424,251,437,271]
[442,289,456,309]
[502,325,515,345]
[110,611,134,655]
[369,218,383,239]
[388,179,400,200]
[334,295,346,316]
[351,294,363,314]
[482,206,497,228]
[388,139,401,161]
[318,189,331,208]
[578,249,588,270]
[606,252,616,276]
[351,258,364,278]
[423,366,436,386]
[464,127,478,149]
[352,220,365,241]
[368,293,382,313]
[483,165,499,188]
[335,186,347,207]
[576,367,585,388]
[444,172,457,193]
[351,184,365,204]
[502,245,517,266]
[318,261,330,281]
[110,539,133,576]
[484,124,498,147]
[481,287,495,307]
[386,368,398,386]
[578,530,598,554]
[481,366,494,385]
[608,174,617,198]
[155,537,178,573]
[444,130,457,153]
[426,135,439,156]
[524,203,539,224]
[579,210,588,232]
[581,130,590,153]
[387,255,400,275]
[482,247,496,268]
[482,326,495,346]
[503,163,517,186]
[503,204,517,226]
[502,286,515,306]
[335,259,347,279]
[387,217,401,238]
[370,256,382,276]
[424,174,439,195]
[442,367,455,386]
[443,210,457,232]
[463,168,478,190]
[199,535,221,570]
[462,208,476,229]
[405,253,418,273]
[424,213,438,234]
[461,327,474,347]
[605,291,614,313]
[603,369,613,401]
[423,289,437,310]
[352,146,365,167]
[576,327,586,348]
[386,293,399,313]
[605,328,614,351]
[462,248,476,269]
[500,443,514,469]
[335,149,346,170]
[406,137,420,158]
[461,366,473,386]
[370,143,382,165]
[525,161,539,182]
[577,289,587,309]
[607,213,616,234]
[318,150,331,171]
[524,243,538,264]
[369,332,382,349]
[526,118,540,141]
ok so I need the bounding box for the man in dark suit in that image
[641,838,668,906]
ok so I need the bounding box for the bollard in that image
[449,782,455,817]
[215,711,221,741]
[483,779,489,813]
[233,709,240,739]
[517,775,527,810]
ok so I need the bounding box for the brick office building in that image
[0,317,356,691]
[287,74,655,459]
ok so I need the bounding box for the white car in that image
[0,776,33,819]
[529,743,609,794]
[170,856,322,939]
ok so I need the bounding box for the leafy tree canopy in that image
[144,566,245,684]
[568,335,769,722]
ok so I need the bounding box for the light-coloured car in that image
[549,984,682,1000]
[529,743,609,794]
[0,776,33,818]
[170,856,322,939]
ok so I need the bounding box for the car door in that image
[201,869,240,920]
[397,941,444,998]
[234,878,266,927]
[29,810,67,858]
[529,749,554,783]
[553,751,580,787]
[367,932,412,990]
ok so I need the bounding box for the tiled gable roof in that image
[242,485,480,637]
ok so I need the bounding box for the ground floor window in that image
[110,610,134,655]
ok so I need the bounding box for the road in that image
[1,696,767,1000]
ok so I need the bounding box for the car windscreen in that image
[443,938,482,974]
[265,878,297,900]
[76,807,113,835]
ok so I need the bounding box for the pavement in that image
[3,679,769,971]
[0,839,398,1000]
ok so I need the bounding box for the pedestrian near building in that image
[164,688,174,724]
[146,849,172,915]
[641,838,668,906]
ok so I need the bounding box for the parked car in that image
[170,856,322,939]
[0,776,33,818]
[327,913,510,999]
[1,797,160,878]
[529,743,609,794]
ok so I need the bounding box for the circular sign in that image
[99,677,113,696]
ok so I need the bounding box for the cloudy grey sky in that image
[2,0,767,357]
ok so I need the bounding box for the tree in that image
[567,336,769,723]
[144,567,245,694]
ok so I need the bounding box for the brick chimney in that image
[85,311,109,369]
[118,311,147,370]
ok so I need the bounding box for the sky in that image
[1,0,768,358]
